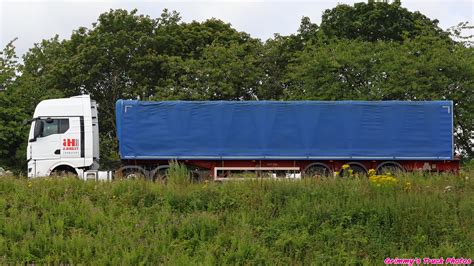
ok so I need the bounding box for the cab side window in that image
[39,119,69,137]
[58,119,69,134]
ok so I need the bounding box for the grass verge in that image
[0,170,473,264]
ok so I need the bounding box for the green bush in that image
[463,159,474,172]
[0,170,473,264]
[166,160,191,187]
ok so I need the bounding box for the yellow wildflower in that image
[369,173,398,187]
[342,164,350,170]
[404,182,412,190]
[368,169,376,176]
[27,182,32,188]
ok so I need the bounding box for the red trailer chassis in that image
[118,159,460,181]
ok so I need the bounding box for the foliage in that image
[320,1,448,42]
[166,160,191,187]
[153,40,264,101]
[367,168,399,187]
[0,39,19,91]
[1,171,473,264]
[0,94,28,170]
[0,41,26,171]
[447,21,474,47]
[463,159,474,171]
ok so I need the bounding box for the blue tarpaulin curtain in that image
[116,100,453,160]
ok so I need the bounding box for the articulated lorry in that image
[27,95,459,180]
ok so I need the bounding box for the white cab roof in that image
[33,95,91,118]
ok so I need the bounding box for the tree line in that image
[1,1,473,172]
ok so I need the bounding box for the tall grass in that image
[0,170,473,264]
[166,160,191,187]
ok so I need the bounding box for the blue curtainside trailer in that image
[115,100,458,180]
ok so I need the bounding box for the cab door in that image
[60,117,82,161]
[30,118,70,161]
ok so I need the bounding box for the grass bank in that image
[1,170,473,264]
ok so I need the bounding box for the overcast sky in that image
[1,0,473,57]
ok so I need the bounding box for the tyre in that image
[340,164,367,178]
[377,163,404,175]
[152,166,169,182]
[122,168,147,180]
[303,164,332,178]
[51,166,77,178]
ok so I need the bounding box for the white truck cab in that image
[27,95,106,179]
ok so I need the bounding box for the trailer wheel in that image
[340,163,367,178]
[303,163,332,178]
[152,166,169,182]
[122,168,146,180]
[377,162,404,175]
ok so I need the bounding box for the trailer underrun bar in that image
[213,167,300,181]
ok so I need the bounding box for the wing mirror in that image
[29,120,43,142]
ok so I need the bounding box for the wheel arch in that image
[49,164,78,176]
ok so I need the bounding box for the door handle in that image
[54,149,60,155]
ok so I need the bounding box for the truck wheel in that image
[303,164,331,179]
[51,166,77,178]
